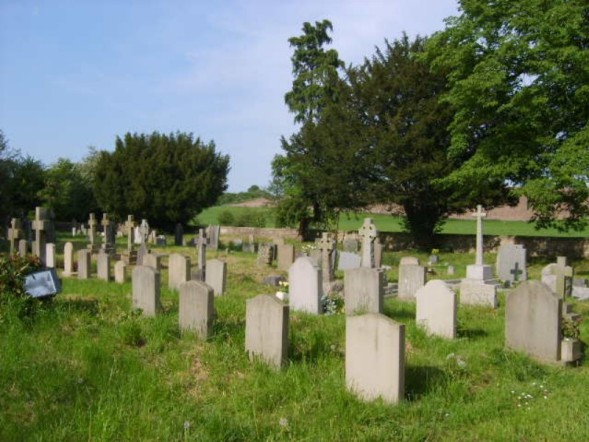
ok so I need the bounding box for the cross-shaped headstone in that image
[319,232,335,282]
[555,257,574,299]
[125,215,135,251]
[101,213,113,247]
[472,205,486,266]
[8,218,22,254]
[139,219,149,245]
[358,218,378,268]
[32,207,49,263]
[88,213,97,245]
[510,262,523,282]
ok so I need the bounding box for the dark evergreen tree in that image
[93,132,230,230]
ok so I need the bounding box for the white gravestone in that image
[132,266,161,317]
[179,280,215,340]
[415,280,457,339]
[288,256,323,314]
[344,267,384,315]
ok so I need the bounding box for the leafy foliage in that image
[39,158,98,221]
[427,0,589,230]
[93,132,229,230]
[0,253,43,321]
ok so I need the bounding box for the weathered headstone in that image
[505,280,562,362]
[143,253,162,272]
[114,260,127,283]
[257,243,274,266]
[132,265,161,317]
[101,213,116,254]
[77,249,91,279]
[344,267,384,315]
[32,207,49,264]
[415,280,457,339]
[207,224,220,250]
[63,242,75,276]
[179,280,215,339]
[45,243,56,268]
[541,258,574,298]
[343,238,359,253]
[496,244,527,285]
[7,218,22,254]
[460,280,498,308]
[398,258,426,300]
[245,294,289,368]
[97,251,111,281]
[337,251,362,271]
[358,218,378,268]
[174,223,184,246]
[168,253,191,290]
[319,232,336,283]
[465,205,493,280]
[276,244,295,271]
[87,212,99,252]
[205,259,227,296]
[374,238,383,269]
[196,228,207,279]
[125,215,135,252]
[288,256,323,314]
[18,239,28,257]
[346,313,405,404]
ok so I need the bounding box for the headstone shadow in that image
[456,327,488,339]
[404,365,447,400]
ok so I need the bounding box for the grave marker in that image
[245,294,289,368]
[97,251,111,281]
[205,259,227,296]
[179,280,215,340]
[63,242,75,276]
[319,232,335,283]
[132,265,161,317]
[398,258,426,299]
[168,253,191,290]
[344,267,384,315]
[346,313,405,404]
[32,207,49,264]
[288,256,323,314]
[8,218,22,254]
[45,243,56,268]
[114,260,127,283]
[358,218,378,268]
[77,249,91,279]
[415,280,457,339]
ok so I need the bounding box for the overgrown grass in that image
[196,205,589,237]
[1,243,589,440]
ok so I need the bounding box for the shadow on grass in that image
[457,327,488,339]
[405,365,447,401]
[56,297,100,315]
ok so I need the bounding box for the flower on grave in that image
[278,280,289,293]
[431,248,440,256]
[322,292,344,315]
[301,243,317,255]
[561,315,582,340]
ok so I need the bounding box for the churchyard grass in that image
[2,239,589,440]
[196,205,589,237]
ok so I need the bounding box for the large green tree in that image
[273,20,369,236]
[39,158,98,221]
[345,35,512,246]
[93,132,229,230]
[427,0,589,230]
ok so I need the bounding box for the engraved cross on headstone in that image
[319,232,335,283]
[510,262,523,282]
[125,215,135,252]
[472,205,486,266]
[359,218,378,268]
[8,218,22,254]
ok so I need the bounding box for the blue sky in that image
[0,0,458,192]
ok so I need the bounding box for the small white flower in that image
[279,417,288,428]
[184,421,191,430]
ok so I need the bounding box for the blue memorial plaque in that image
[24,268,61,298]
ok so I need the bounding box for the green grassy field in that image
[1,239,589,440]
[196,205,589,238]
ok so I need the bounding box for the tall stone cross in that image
[555,256,574,299]
[319,232,335,283]
[197,228,207,276]
[101,213,113,248]
[359,218,378,268]
[32,207,49,263]
[88,213,98,246]
[8,218,22,254]
[472,205,486,266]
[125,215,135,251]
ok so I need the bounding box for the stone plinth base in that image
[460,279,498,308]
[466,264,493,280]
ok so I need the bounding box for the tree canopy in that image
[93,132,229,230]
[427,0,589,230]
